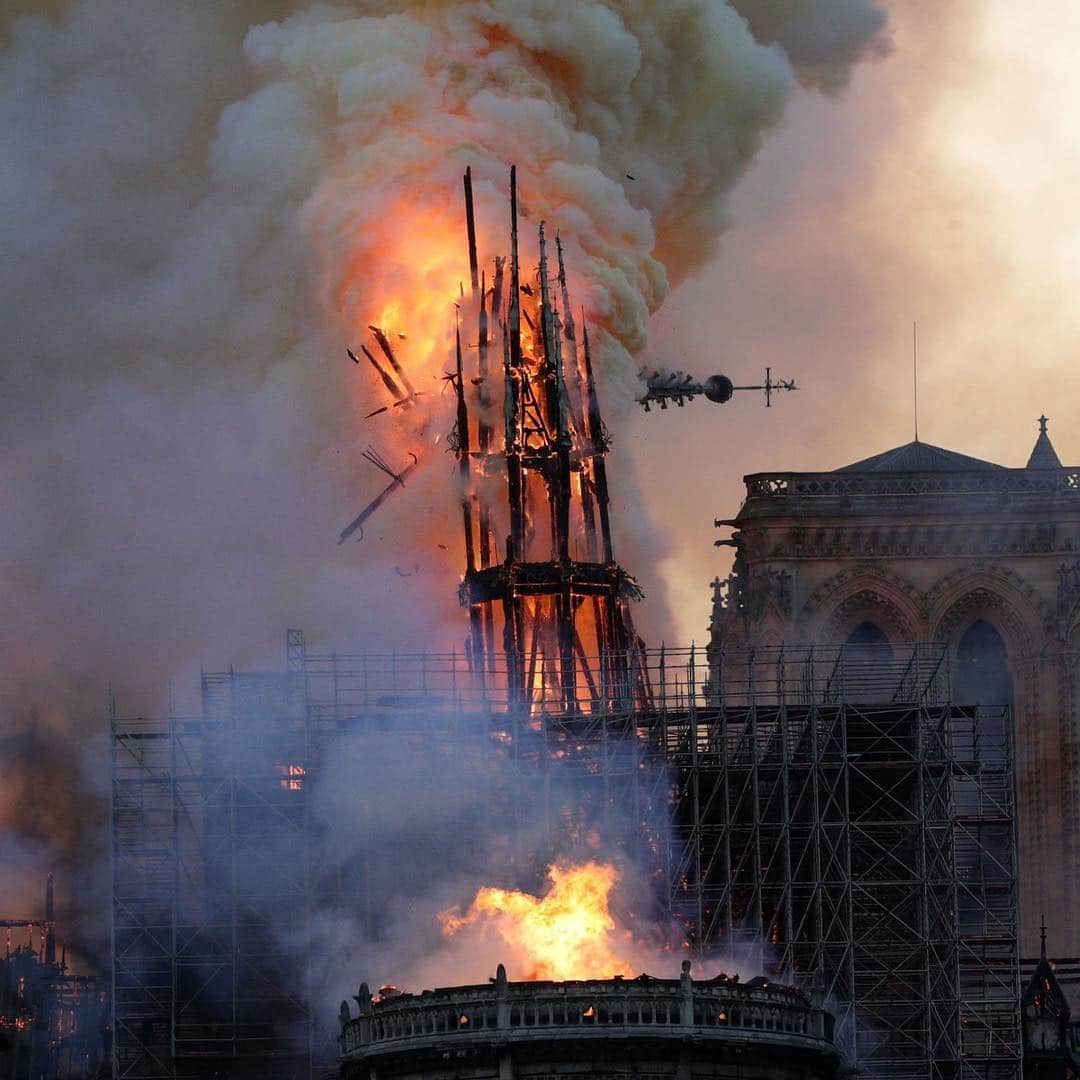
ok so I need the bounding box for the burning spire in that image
[454,167,648,712]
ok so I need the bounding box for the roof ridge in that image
[835,439,1004,474]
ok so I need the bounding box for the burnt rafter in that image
[454,166,648,711]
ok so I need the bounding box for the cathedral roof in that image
[1027,416,1063,469]
[834,440,1004,474]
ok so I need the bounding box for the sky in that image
[633,0,1080,641]
[3,0,1079,948]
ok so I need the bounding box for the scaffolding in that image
[111,636,1018,1079]
[112,670,316,1079]
[662,643,1019,1077]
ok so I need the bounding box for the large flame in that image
[341,198,471,392]
[439,861,636,981]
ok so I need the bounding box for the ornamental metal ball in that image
[704,374,734,403]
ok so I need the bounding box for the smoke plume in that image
[1,0,886,969]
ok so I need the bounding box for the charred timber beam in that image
[538,223,575,705]
[368,324,417,398]
[582,322,615,563]
[348,346,404,403]
[504,168,525,562]
[463,166,479,294]
[338,453,420,544]
[454,326,476,574]
[454,322,485,671]
[460,561,643,605]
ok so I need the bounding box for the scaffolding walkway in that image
[111,636,1018,1079]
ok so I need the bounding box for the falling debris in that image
[368,324,418,397]
[348,331,427,419]
[338,448,420,545]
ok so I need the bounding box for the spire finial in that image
[1027,416,1062,468]
[1040,913,1047,960]
[913,321,919,443]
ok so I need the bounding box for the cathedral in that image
[709,419,1080,956]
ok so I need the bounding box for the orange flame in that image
[438,861,636,981]
[277,763,305,790]
[338,197,475,429]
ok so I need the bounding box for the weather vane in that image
[637,366,797,411]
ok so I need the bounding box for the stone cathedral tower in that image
[709,419,1080,955]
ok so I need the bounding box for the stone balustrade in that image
[340,962,832,1060]
[743,469,1080,502]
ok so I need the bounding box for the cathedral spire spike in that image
[1027,414,1062,469]
[1040,913,1047,960]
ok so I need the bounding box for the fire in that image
[338,196,476,428]
[277,763,305,790]
[438,861,636,981]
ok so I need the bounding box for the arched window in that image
[846,621,892,653]
[954,619,1013,707]
[846,622,889,660]
[843,621,894,700]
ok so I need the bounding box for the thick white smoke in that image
[252,0,885,402]
[0,0,886,965]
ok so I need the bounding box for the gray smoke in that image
[0,0,887,971]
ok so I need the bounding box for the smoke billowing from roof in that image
[0,0,885,963]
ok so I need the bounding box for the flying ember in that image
[438,861,636,981]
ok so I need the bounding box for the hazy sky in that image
[631,0,1080,642]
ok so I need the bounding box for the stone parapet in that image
[340,962,836,1074]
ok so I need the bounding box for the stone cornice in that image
[734,520,1078,561]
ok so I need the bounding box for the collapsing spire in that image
[455,167,648,712]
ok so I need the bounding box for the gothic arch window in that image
[954,619,1014,707]
[846,620,892,654]
[843,621,894,700]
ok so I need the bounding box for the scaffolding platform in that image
[111,636,1018,1079]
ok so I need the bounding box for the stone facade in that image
[709,426,1080,955]
[340,963,838,1080]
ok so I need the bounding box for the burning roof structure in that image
[450,167,648,711]
[341,167,795,712]
[0,875,109,1080]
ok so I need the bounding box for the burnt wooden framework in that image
[454,168,647,713]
